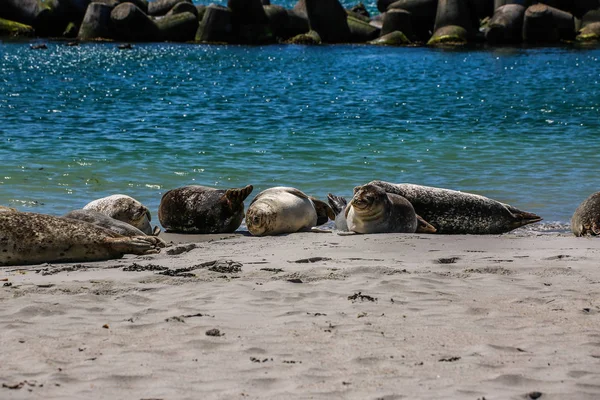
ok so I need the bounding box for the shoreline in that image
[2,232,599,398]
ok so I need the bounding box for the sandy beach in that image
[1,231,600,399]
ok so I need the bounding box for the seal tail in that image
[508,208,543,229]
[311,197,335,226]
[225,185,254,203]
[327,193,347,217]
[416,215,437,234]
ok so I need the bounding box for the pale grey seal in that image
[571,192,600,236]
[158,184,253,234]
[328,191,436,234]
[83,194,155,235]
[62,209,156,238]
[370,181,542,234]
[0,212,165,266]
[246,187,333,236]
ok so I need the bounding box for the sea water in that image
[1,41,599,231]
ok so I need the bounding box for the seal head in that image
[246,187,328,236]
[346,184,418,234]
[83,194,155,235]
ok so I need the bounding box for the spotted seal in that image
[63,209,163,240]
[571,192,600,236]
[246,187,333,236]
[328,192,436,233]
[0,212,165,266]
[158,184,253,234]
[83,194,156,235]
[370,181,542,234]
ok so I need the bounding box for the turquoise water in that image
[1,42,599,230]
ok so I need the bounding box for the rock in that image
[370,30,411,44]
[348,14,379,42]
[493,0,533,9]
[522,4,575,43]
[1,0,63,36]
[428,24,468,45]
[569,0,600,18]
[63,21,79,37]
[387,0,438,41]
[0,17,35,37]
[196,4,234,43]
[433,0,474,38]
[166,2,198,17]
[381,8,415,40]
[111,2,160,41]
[295,0,351,43]
[228,0,272,43]
[576,9,600,42]
[349,2,370,18]
[156,10,197,41]
[485,4,525,44]
[286,8,310,37]
[264,4,307,40]
[285,29,321,44]
[78,2,114,40]
[264,4,289,39]
[148,0,192,16]
[377,0,398,13]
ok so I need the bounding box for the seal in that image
[0,205,17,213]
[0,211,165,266]
[369,180,543,234]
[246,187,333,236]
[344,184,420,234]
[83,194,155,235]
[158,184,253,234]
[63,209,160,238]
[328,192,436,234]
[571,192,600,236]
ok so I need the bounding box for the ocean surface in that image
[1,39,599,232]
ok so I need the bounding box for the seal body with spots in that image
[571,192,600,237]
[63,209,158,238]
[246,187,333,236]
[344,184,422,234]
[0,212,165,266]
[370,181,542,234]
[83,194,155,235]
[158,184,253,234]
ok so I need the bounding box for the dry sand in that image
[1,231,600,399]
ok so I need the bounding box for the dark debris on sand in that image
[348,292,377,302]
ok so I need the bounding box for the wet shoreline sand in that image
[1,232,600,399]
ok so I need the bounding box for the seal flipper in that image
[311,198,335,225]
[505,206,543,230]
[225,185,254,203]
[327,193,347,216]
[328,193,349,231]
[416,214,437,233]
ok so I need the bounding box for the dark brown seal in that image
[158,185,253,234]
